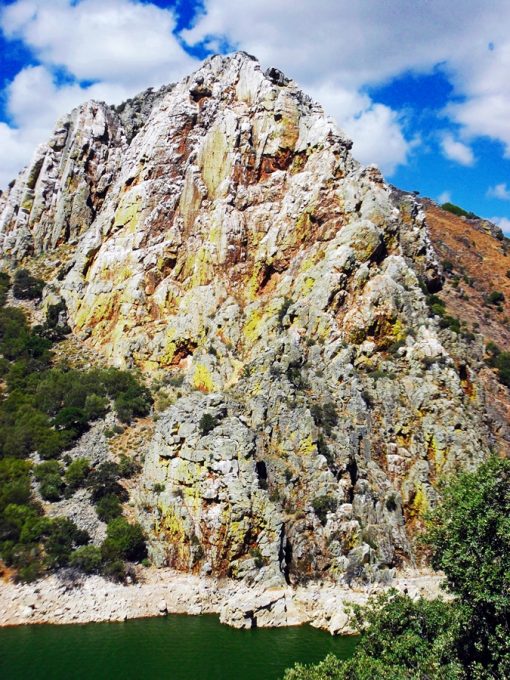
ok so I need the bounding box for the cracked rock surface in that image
[0,52,503,588]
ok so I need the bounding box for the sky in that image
[1,1,510,233]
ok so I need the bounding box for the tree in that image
[101,517,146,562]
[12,269,44,301]
[69,545,102,574]
[284,456,510,679]
[424,456,510,677]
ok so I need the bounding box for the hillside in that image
[0,52,507,594]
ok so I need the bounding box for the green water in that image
[0,615,357,680]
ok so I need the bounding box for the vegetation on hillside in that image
[0,271,151,582]
[441,202,479,219]
[283,456,510,679]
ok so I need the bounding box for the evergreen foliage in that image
[0,268,150,581]
[284,456,510,679]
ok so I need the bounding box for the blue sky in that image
[1,1,510,232]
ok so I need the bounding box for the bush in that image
[44,517,89,568]
[34,461,64,502]
[118,454,140,479]
[101,517,146,562]
[199,413,218,436]
[485,343,510,387]
[438,315,461,333]
[65,458,90,491]
[310,402,338,435]
[0,271,11,306]
[87,462,125,502]
[441,202,478,219]
[69,545,102,574]
[487,290,505,305]
[12,269,45,301]
[101,558,126,582]
[95,494,123,522]
[312,495,337,525]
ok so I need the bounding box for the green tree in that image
[284,456,510,679]
[101,517,146,562]
[69,545,102,574]
[424,456,510,677]
[64,458,90,491]
[12,269,44,300]
[95,494,123,522]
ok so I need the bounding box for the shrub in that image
[438,315,461,333]
[69,545,102,574]
[311,402,338,435]
[118,454,140,479]
[12,269,45,301]
[95,494,123,522]
[101,517,146,562]
[312,495,337,525]
[34,461,64,502]
[0,271,11,306]
[487,290,505,305]
[44,517,89,568]
[64,458,90,491]
[441,202,478,219]
[199,413,218,436]
[101,558,126,582]
[87,462,125,502]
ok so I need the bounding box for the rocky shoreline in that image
[0,568,445,634]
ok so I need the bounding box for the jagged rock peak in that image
[0,51,499,587]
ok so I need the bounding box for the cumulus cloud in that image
[440,134,475,166]
[0,0,197,187]
[4,0,510,186]
[490,216,510,233]
[184,0,510,170]
[309,85,410,174]
[487,182,510,200]
[1,0,195,88]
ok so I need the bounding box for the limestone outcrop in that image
[0,52,502,587]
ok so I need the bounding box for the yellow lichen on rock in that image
[193,363,215,392]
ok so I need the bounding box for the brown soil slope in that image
[425,201,510,451]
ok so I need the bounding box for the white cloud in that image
[184,0,510,170]
[0,0,197,187]
[440,134,475,166]
[438,191,452,204]
[1,0,195,88]
[309,84,410,174]
[4,1,510,187]
[487,182,510,200]
[489,216,510,233]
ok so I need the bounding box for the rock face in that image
[0,52,503,586]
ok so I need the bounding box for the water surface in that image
[0,614,357,680]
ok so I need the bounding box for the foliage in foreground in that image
[284,456,510,679]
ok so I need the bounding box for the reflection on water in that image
[0,614,357,680]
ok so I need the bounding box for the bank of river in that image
[0,614,357,680]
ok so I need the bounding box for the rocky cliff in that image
[0,52,505,588]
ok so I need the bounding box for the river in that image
[0,614,357,679]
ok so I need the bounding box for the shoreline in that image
[0,568,445,634]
